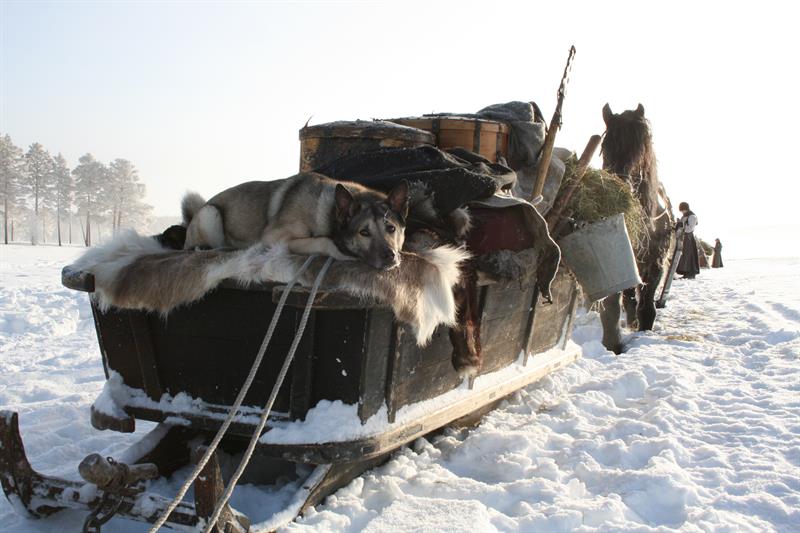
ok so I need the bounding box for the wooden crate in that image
[389,116,509,163]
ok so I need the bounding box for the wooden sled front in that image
[1,262,580,531]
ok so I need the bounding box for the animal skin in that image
[71,230,469,346]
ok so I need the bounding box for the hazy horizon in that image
[3,1,799,259]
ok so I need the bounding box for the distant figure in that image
[712,238,724,268]
[676,201,700,279]
[698,242,710,268]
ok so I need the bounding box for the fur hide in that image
[71,230,470,346]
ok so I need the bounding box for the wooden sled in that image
[1,261,581,531]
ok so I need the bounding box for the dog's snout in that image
[381,249,396,262]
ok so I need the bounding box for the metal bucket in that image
[558,213,641,302]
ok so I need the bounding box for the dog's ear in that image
[636,103,645,117]
[602,103,613,126]
[387,180,409,219]
[335,183,355,219]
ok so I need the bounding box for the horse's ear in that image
[602,103,613,125]
[636,103,645,116]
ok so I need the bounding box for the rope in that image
[148,255,316,533]
[203,256,333,532]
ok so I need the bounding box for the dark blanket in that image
[315,145,516,215]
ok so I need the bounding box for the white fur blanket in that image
[71,231,470,346]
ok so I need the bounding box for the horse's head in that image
[601,103,653,178]
[601,103,667,224]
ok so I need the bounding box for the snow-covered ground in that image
[1,244,798,532]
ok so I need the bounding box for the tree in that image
[0,134,26,244]
[23,143,55,244]
[107,158,151,232]
[72,153,106,246]
[52,153,73,246]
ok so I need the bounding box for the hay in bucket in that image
[556,155,649,253]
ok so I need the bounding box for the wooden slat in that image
[391,117,509,133]
[290,312,316,420]
[255,343,581,465]
[358,309,394,422]
[127,313,163,401]
[528,270,578,357]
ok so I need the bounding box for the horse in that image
[599,103,674,354]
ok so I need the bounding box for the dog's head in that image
[334,180,409,270]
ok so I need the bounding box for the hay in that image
[556,155,649,252]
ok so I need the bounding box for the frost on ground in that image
[1,245,799,532]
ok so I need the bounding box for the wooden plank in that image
[147,288,297,410]
[255,343,581,465]
[192,446,250,533]
[95,307,142,388]
[479,311,531,374]
[391,117,509,133]
[358,309,394,422]
[128,312,163,401]
[123,406,288,440]
[290,312,316,421]
[384,323,404,424]
[528,270,577,357]
[480,282,536,322]
[387,324,461,415]
[310,310,366,408]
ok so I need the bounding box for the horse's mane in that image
[601,104,660,217]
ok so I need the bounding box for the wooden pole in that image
[546,134,602,232]
[531,45,576,202]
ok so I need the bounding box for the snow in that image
[1,244,799,532]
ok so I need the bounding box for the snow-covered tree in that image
[0,134,26,244]
[23,143,55,244]
[52,153,73,246]
[72,153,107,246]
[107,158,150,232]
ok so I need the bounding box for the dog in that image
[182,172,409,270]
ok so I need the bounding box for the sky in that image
[2,0,799,258]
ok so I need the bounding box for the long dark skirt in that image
[677,232,700,277]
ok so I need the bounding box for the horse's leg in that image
[622,286,639,329]
[600,292,624,354]
[638,265,663,331]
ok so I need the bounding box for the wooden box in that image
[389,116,509,163]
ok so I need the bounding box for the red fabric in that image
[466,206,536,254]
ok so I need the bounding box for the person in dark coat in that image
[675,201,700,279]
[712,238,724,268]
